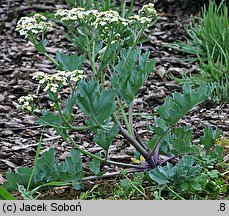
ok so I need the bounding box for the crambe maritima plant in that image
[3,4,223,198]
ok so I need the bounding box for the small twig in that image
[81,168,146,182]
[8,125,43,131]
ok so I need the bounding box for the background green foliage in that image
[169,0,229,103]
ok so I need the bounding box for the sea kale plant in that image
[3,3,226,199]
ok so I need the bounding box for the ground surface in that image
[0,0,228,198]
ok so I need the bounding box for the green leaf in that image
[3,148,84,191]
[0,187,17,200]
[173,156,202,184]
[149,169,169,185]
[153,127,165,136]
[171,127,199,156]
[93,124,119,152]
[111,48,155,104]
[157,83,212,127]
[200,127,222,153]
[36,112,63,127]
[35,112,67,139]
[3,169,20,191]
[148,156,203,190]
[34,39,48,54]
[180,182,190,192]
[207,170,220,179]
[76,79,116,125]
[190,182,202,191]
[89,153,101,175]
[60,148,84,181]
[56,51,86,71]
[149,163,175,185]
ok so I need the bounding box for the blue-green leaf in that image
[200,127,222,153]
[89,153,101,175]
[149,163,175,185]
[76,79,116,125]
[157,83,213,127]
[93,124,119,152]
[56,51,86,71]
[111,48,155,104]
[3,148,84,191]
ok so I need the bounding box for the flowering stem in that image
[54,101,108,131]
[66,132,145,169]
[66,133,104,161]
[117,96,133,136]
[84,29,97,74]
[134,130,149,151]
[32,113,68,129]
[119,0,127,17]
[128,102,134,138]
[67,26,96,74]
[55,101,77,129]
[44,52,60,68]
[111,113,151,165]
[33,112,101,131]
[122,25,147,71]
[27,127,45,191]
[127,0,135,17]
[100,73,106,91]
[96,32,114,78]
[118,125,149,159]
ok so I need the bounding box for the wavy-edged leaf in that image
[76,79,116,125]
[149,163,174,185]
[156,83,213,127]
[56,51,86,71]
[93,124,119,152]
[3,148,84,191]
[200,127,222,153]
[111,48,155,104]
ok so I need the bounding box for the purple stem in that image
[158,156,176,166]
[153,143,161,165]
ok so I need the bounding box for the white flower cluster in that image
[16,14,52,38]
[129,4,157,26]
[54,8,129,27]
[94,11,129,40]
[129,15,151,25]
[54,5,157,40]
[94,10,129,28]
[54,7,90,22]
[33,70,85,94]
[18,94,36,112]
[139,3,157,20]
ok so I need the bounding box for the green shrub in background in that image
[169,0,229,103]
